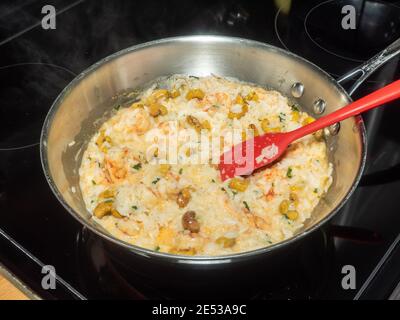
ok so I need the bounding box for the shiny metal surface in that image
[338,37,400,95]
[40,35,366,262]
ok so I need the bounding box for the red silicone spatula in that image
[219,79,400,181]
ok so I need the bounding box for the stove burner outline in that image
[274,0,399,81]
[274,0,365,63]
[304,0,400,64]
[0,62,75,152]
[274,8,289,52]
[304,0,364,63]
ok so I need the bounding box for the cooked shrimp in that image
[116,220,141,236]
[253,215,271,231]
[104,158,127,182]
[131,109,151,135]
[199,92,231,110]
[215,92,231,108]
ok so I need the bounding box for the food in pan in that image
[79,75,333,256]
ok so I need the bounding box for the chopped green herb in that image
[114,105,121,111]
[313,188,318,193]
[132,163,142,170]
[211,179,216,183]
[232,190,238,196]
[243,201,250,211]
[152,177,161,184]
[279,112,286,122]
[92,180,96,185]
[104,199,113,203]
[132,205,138,210]
[287,167,293,178]
[291,104,300,112]
[179,168,183,175]
[155,246,160,251]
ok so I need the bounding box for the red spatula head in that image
[219,79,400,181]
[218,132,291,181]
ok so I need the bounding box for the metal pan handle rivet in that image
[291,82,304,98]
[313,98,326,114]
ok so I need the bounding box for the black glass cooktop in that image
[1,0,400,300]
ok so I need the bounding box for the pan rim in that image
[40,35,367,262]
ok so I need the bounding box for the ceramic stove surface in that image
[0,0,400,300]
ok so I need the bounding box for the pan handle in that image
[337,38,400,95]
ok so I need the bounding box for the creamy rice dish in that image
[79,75,333,256]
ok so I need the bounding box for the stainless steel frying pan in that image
[40,37,400,286]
